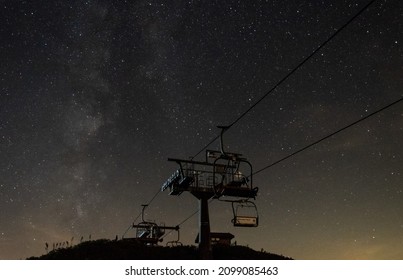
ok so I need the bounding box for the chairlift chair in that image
[166,226,182,247]
[231,200,259,227]
[211,153,258,199]
[131,205,165,244]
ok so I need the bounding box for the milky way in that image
[1,0,402,259]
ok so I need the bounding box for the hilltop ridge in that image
[28,239,292,260]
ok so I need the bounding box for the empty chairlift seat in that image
[231,201,259,227]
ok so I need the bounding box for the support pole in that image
[199,197,212,259]
[217,125,229,156]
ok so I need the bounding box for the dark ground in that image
[28,239,292,260]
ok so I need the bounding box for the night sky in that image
[1,0,402,260]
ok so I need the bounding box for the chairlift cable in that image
[251,96,403,177]
[190,0,377,160]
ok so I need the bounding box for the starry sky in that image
[1,0,402,260]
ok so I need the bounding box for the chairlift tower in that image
[161,127,258,259]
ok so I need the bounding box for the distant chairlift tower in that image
[161,127,258,259]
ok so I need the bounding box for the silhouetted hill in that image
[27,239,292,260]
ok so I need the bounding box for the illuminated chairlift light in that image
[233,216,259,227]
